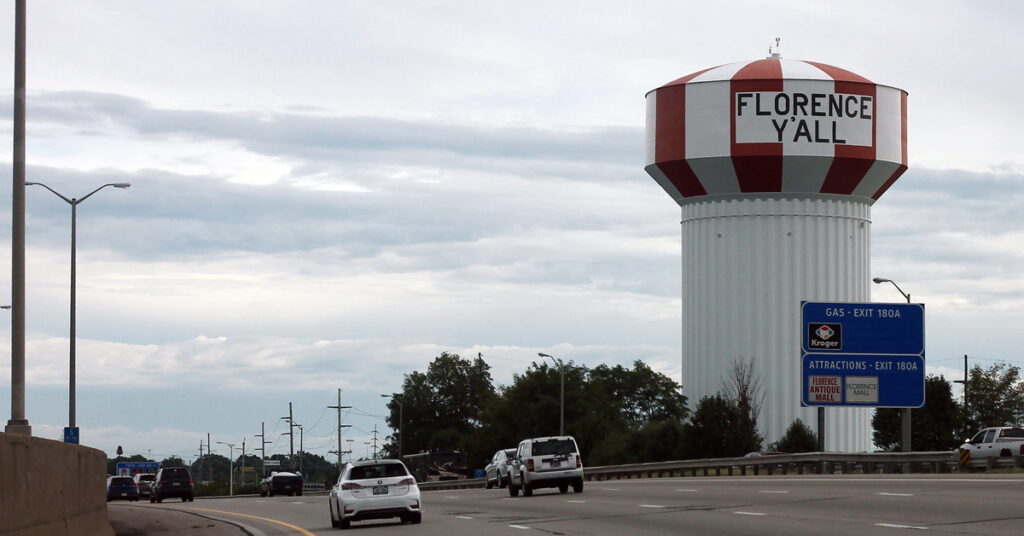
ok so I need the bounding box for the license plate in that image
[549,461,560,468]
[120,493,127,497]
[171,482,179,486]
[373,486,388,495]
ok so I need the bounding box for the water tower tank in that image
[644,55,907,451]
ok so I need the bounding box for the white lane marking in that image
[444,496,461,499]
[456,515,473,519]
[509,524,531,530]
[734,511,767,516]
[676,489,699,492]
[601,488,620,491]
[638,504,666,508]
[567,500,586,503]
[760,490,789,494]
[875,523,927,530]
[877,492,914,497]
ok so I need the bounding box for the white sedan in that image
[329,459,422,529]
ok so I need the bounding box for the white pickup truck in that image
[960,426,1024,459]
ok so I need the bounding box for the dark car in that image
[106,476,139,502]
[150,466,194,503]
[259,470,304,497]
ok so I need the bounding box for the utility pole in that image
[371,425,379,459]
[328,388,352,474]
[207,432,212,484]
[297,424,304,475]
[255,422,271,477]
[241,438,246,488]
[281,403,295,469]
[5,0,30,438]
[954,354,969,433]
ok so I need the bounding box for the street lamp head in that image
[380,394,391,398]
[872,277,890,284]
[111,183,131,189]
[538,352,552,358]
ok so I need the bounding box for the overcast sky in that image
[1,1,1022,462]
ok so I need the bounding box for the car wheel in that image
[508,484,519,497]
[149,496,155,503]
[485,476,493,489]
[340,519,350,529]
[297,491,302,497]
[559,484,568,494]
[411,512,422,524]
[188,495,194,502]
[523,476,533,497]
[156,497,163,503]
[573,479,583,493]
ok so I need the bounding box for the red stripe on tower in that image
[731,59,783,193]
[820,81,877,194]
[654,84,706,197]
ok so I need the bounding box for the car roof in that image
[347,458,405,467]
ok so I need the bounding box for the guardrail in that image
[417,450,1024,491]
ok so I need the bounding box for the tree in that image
[961,362,1024,435]
[873,375,962,451]
[721,357,764,429]
[381,352,497,469]
[589,361,689,426]
[770,419,818,453]
[159,456,185,468]
[681,394,761,459]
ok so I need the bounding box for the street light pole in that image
[872,277,913,454]
[26,181,130,431]
[538,353,564,435]
[381,393,403,458]
[216,441,235,496]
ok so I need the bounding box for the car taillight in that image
[342,482,363,490]
[505,459,511,465]
[577,455,582,468]
[527,459,535,472]
[396,478,415,486]
[188,478,193,485]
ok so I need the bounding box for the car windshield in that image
[532,439,577,456]
[138,475,155,481]
[111,477,133,486]
[348,463,408,480]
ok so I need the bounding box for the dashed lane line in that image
[638,504,667,508]
[875,523,927,530]
[734,512,767,516]
[509,524,531,530]
[760,490,789,494]
[877,492,915,497]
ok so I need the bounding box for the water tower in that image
[644,52,907,451]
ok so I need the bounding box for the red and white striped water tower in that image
[644,49,907,451]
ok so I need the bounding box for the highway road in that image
[109,475,1024,535]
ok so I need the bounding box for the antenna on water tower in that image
[769,37,782,58]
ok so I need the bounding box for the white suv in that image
[508,436,583,497]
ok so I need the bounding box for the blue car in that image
[106,476,139,502]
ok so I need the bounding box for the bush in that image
[769,418,818,453]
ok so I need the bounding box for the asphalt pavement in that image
[107,503,248,535]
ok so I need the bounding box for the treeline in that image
[380,352,816,471]
[382,353,1024,470]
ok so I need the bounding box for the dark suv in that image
[260,470,304,497]
[150,466,194,503]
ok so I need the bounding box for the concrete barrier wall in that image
[0,432,113,536]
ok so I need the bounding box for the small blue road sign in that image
[63,426,79,444]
